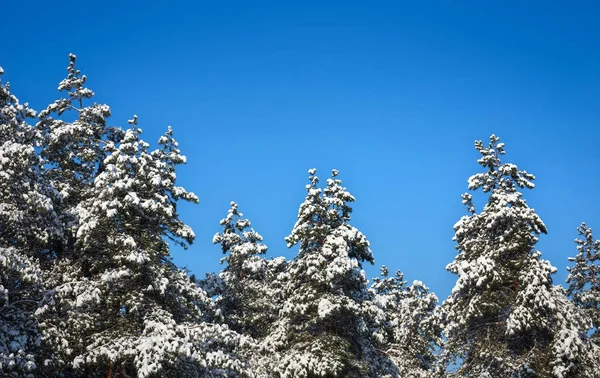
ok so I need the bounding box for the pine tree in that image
[36,53,123,261]
[265,168,383,378]
[566,222,600,345]
[43,119,249,377]
[370,266,442,377]
[442,135,593,377]
[212,201,285,340]
[0,66,60,376]
[35,58,249,377]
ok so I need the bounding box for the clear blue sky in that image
[2,1,599,300]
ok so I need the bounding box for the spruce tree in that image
[566,222,600,345]
[442,135,592,377]
[265,168,383,378]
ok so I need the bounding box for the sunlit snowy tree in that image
[0,66,62,377]
[370,266,442,377]
[263,168,387,377]
[442,135,594,377]
[35,57,250,377]
[36,53,123,261]
[567,222,600,345]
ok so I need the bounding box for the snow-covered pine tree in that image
[0,67,60,376]
[37,114,249,376]
[370,266,442,377]
[212,201,285,340]
[566,222,600,345]
[0,68,61,261]
[265,168,384,378]
[442,135,593,377]
[36,53,123,260]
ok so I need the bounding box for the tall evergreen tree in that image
[36,53,122,261]
[566,222,600,345]
[42,118,249,377]
[265,169,386,377]
[0,66,61,376]
[35,58,249,377]
[442,135,593,377]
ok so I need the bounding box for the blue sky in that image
[2,1,599,300]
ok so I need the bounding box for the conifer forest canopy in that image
[0,55,599,378]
